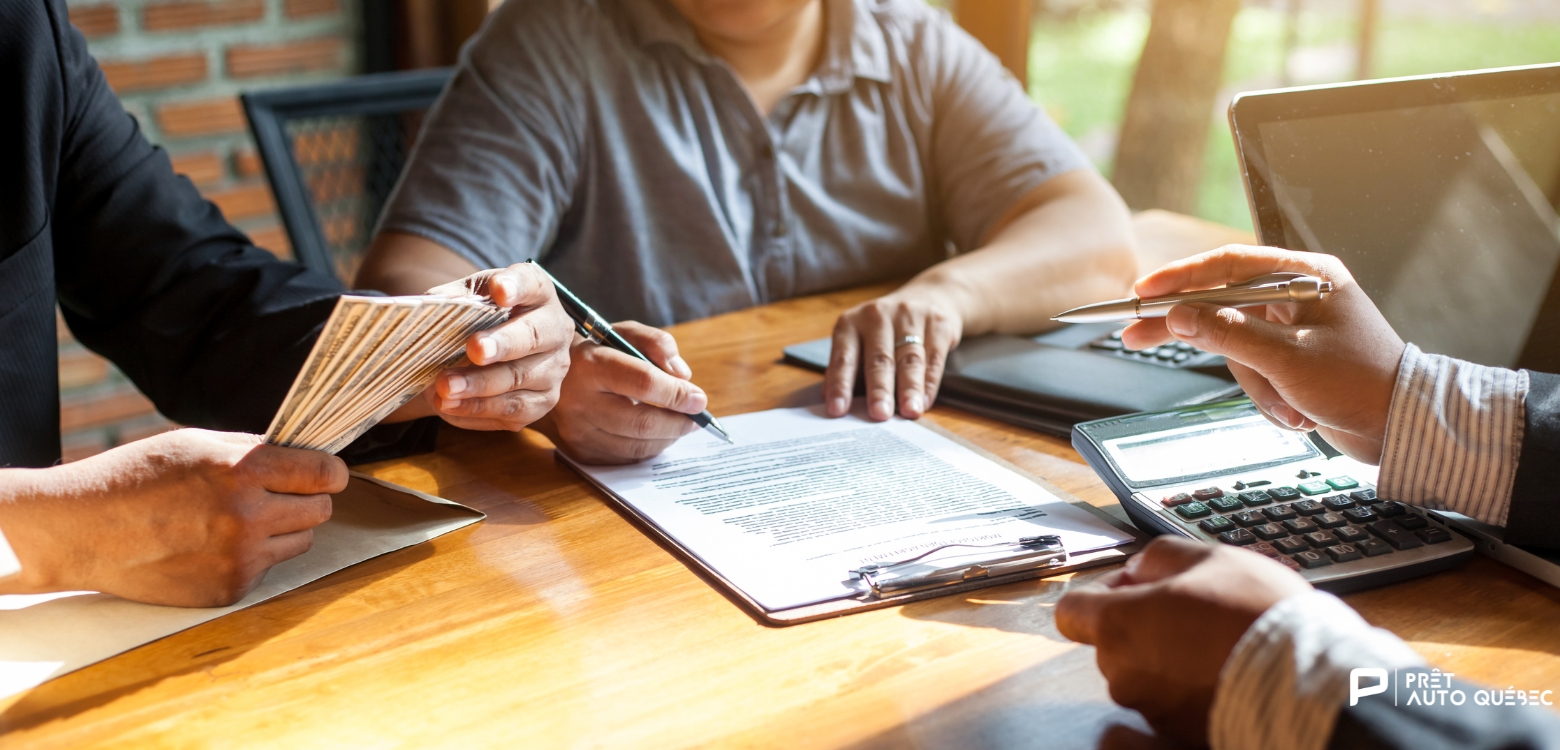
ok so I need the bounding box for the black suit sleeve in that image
[42,1,438,461]
[1502,372,1560,549]
[45,4,340,433]
[1330,668,1560,750]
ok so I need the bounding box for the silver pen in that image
[1051,272,1333,324]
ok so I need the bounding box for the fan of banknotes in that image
[265,294,510,454]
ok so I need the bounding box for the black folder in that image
[782,328,1242,437]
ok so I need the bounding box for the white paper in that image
[564,406,1134,611]
[0,474,483,700]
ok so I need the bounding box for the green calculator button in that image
[1199,515,1235,533]
[1208,497,1244,513]
[1298,480,1331,496]
[1174,502,1212,519]
[1267,486,1302,501]
[1325,475,1360,491]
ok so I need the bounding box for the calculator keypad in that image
[1148,476,1459,576]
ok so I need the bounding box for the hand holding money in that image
[268,263,574,453]
[411,263,574,433]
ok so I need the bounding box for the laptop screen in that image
[1232,65,1560,371]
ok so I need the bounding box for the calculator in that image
[1072,399,1474,592]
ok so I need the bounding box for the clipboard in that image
[560,421,1144,626]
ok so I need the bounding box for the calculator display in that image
[1101,415,1319,485]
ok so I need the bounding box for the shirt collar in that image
[617,0,892,90]
[815,0,891,91]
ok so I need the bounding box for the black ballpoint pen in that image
[527,260,733,444]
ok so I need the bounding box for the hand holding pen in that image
[527,261,732,465]
[1100,246,1404,463]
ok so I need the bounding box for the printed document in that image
[563,407,1133,611]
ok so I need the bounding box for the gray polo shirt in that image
[378,0,1090,326]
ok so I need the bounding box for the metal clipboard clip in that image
[850,535,1068,598]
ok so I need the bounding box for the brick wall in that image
[58,0,359,461]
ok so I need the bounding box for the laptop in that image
[1229,62,1560,574]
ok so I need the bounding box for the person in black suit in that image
[0,0,574,607]
[1056,246,1560,749]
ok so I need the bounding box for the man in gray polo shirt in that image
[358,0,1137,464]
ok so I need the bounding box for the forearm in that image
[908,169,1136,336]
[355,231,481,295]
[356,232,484,425]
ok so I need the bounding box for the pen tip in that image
[706,420,734,445]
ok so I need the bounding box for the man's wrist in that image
[895,268,983,334]
[0,526,21,582]
[0,465,86,593]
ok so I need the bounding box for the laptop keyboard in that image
[1087,328,1223,369]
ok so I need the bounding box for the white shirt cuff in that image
[1377,343,1527,525]
[1208,590,1425,750]
[0,527,20,581]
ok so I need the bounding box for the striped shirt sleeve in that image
[1208,590,1425,750]
[1376,343,1528,526]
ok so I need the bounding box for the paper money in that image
[265,294,508,452]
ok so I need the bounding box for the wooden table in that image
[6,214,1560,748]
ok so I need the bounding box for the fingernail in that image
[1271,403,1305,430]
[477,335,498,363]
[668,355,692,379]
[1166,305,1199,338]
[445,373,467,397]
[906,393,925,415]
[830,397,848,416]
[874,398,892,419]
[442,398,462,411]
[685,388,708,412]
[493,276,516,302]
